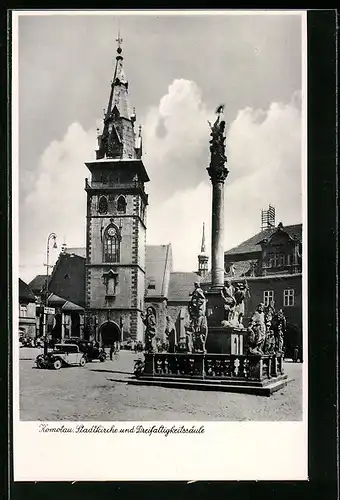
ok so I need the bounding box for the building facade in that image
[84,39,149,345]
[223,220,303,358]
[18,278,37,338]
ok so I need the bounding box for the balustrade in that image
[144,352,284,381]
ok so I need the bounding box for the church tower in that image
[198,222,209,278]
[84,35,149,345]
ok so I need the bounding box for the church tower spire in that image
[85,35,149,344]
[96,34,141,161]
[198,222,209,277]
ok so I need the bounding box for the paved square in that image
[19,348,303,421]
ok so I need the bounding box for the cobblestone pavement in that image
[19,348,303,421]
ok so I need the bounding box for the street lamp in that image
[43,232,57,355]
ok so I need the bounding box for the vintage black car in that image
[63,338,107,362]
[35,344,87,370]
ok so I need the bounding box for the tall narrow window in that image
[103,226,120,263]
[263,290,274,307]
[117,195,127,214]
[283,289,295,306]
[98,195,108,214]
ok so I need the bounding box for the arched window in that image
[98,195,108,214]
[117,195,127,214]
[103,225,120,263]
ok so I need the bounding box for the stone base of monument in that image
[206,325,247,354]
[129,352,289,396]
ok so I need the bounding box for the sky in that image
[16,11,304,283]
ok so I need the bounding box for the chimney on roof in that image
[261,204,276,230]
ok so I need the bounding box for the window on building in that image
[98,195,108,214]
[263,290,274,307]
[103,226,120,263]
[284,289,295,306]
[19,304,27,317]
[117,195,127,214]
[279,253,286,266]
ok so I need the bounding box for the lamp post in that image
[43,232,57,355]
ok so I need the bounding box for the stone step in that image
[128,375,291,396]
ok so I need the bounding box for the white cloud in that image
[19,123,97,282]
[145,80,302,271]
[19,79,302,282]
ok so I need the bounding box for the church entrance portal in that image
[99,321,121,347]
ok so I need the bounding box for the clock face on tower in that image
[107,227,116,237]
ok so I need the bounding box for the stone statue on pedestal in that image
[141,306,157,353]
[208,105,228,166]
[247,303,266,355]
[233,282,248,328]
[221,280,236,324]
[165,315,177,353]
[272,308,286,356]
[188,282,208,353]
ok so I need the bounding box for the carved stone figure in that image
[264,300,276,332]
[192,315,208,353]
[184,323,194,354]
[221,280,236,324]
[272,309,286,356]
[263,328,276,355]
[233,283,248,328]
[208,106,228,165]
[141,306,157,353]
[165,315,177,353]
[188,282,208,353]
[247,303,266,355]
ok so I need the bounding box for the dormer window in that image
[117,195,127,214]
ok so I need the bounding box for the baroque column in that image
[207,106,229,289]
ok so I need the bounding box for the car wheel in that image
[53,359,62,370]
[99,355,105,362]
[79,357,86,367]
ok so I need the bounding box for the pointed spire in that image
[201,222,206,254]
[96,34,139,161]
[198,222,209,277]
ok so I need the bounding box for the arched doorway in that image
[99,321,121,347]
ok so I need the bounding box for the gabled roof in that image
[225,223,302,256]
[168,272,200,302]
[19,278,36,302]
[29,274,48,295]
[48,253,86,308]
[225,259,257,278]
[62,300,84,312]
[145,244,173,298]
[47,294,67,306]
[64,247,86,258]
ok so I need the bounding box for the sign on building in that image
[44,307,55,315]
